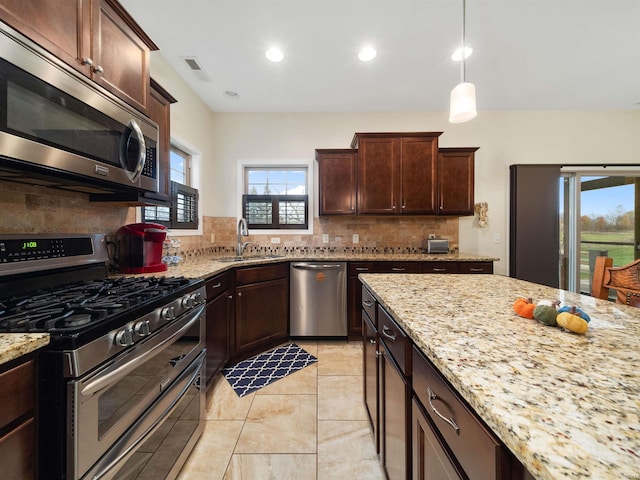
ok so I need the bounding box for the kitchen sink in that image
[215,254,285,262]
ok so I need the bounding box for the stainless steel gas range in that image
[0,233,206,480]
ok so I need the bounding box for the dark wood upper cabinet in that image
[147,78,177,201]
[437,147,478,215]
[316,149,357,215]
[352,133,441,215]
[0,0,158,113]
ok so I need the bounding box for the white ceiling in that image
[120,0,640,113]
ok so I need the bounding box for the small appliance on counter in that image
[422,238,450,254]
[116,222,168,273]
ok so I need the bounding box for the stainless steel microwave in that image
[0,21,158,194]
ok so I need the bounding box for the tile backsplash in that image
[1,181,459,259]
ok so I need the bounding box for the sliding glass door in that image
[560,168,639,294]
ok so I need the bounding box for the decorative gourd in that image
[533,304,558,326]
[556,307,589,334]
[557,305,591,323]
[513,297,535,319]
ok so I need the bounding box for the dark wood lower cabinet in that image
[232,263,289,361]
[205,272,233,385]
[0,357,36,480]
[412,398,464,480]
[380,338,410,480]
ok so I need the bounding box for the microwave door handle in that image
[80,304,204,397]
[122,119,146,183]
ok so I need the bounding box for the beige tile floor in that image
[177,340,385,480]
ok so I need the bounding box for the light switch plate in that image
[271,237,281,244]
[322,234,329,243]
[352,234,359,244]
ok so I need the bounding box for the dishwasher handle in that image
[292,263,343,270]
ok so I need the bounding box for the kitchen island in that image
[359,273,640,480]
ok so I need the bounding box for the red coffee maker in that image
[116,223,168,274]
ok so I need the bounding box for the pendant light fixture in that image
[449,0,477,123]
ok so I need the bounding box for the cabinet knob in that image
[82,57,93,66]
[93,65,104,75]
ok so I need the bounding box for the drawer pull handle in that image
[363,300,374,307]
[381,325,396,341]
[432,268,446,272]
[209,282,222,289]
[391,267,406,272]
[469,268,484,272]
[427,387,460,433]
[355,267,370,271]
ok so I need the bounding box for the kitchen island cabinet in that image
[359,273,640,480]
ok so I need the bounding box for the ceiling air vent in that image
[182,57,212,82]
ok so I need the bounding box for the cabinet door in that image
[380,340,410,480]
[400,137,437,214]
[0,418,34,480]
[438,148,477,215]
[92,0,151,112]
[147,79,176,200]
[412,398,464,480]
[206,289,232,385]
[0,0,91,75]
[234,277,289,357]
[363,313,379,453]
[358,137,399,214]
[347,263,375,339]
[316,149,357,215]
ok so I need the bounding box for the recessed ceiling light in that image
[451,46,473,61]
[265,47,284,62]
[358,46,377,62]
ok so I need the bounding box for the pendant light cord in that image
[461,0,466,83]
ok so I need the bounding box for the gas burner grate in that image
[0,276,196,334]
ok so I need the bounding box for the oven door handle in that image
[83,351,204,480]
[80,304,204,397]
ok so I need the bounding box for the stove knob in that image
[181,296,194,309]
[191,292,203,305]
[161,306,176,320]
[115,328,134,347]
[134,320,151,337]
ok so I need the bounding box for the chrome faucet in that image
[236,218,253,257]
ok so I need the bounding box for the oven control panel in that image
[0,237,93,263]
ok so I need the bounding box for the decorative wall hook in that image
[474,202,489,227]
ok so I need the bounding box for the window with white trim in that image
[242,167,308,229]
[143,145,199,229]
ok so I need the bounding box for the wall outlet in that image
[271,237,281,244]
[210,233,215,243]
[429,233,436,239]
[352,234,359,244]
[493,233,501,244]
[322,234,329,244]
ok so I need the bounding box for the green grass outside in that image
[580,231,634,266]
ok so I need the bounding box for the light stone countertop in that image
[358,273,640,480]
[0,333,49,366]
[160,251,497,280]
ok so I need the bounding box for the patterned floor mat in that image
[222,343,318,397]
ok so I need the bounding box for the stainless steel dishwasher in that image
[290,262,347,337]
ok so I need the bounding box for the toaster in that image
[424,239,449,254]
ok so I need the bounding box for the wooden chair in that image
[591,256,640,307]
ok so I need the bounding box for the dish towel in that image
[222,343,317,397]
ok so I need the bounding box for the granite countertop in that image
[358,273,640,480]
[0,333,50,366]
[161,251,497,280]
